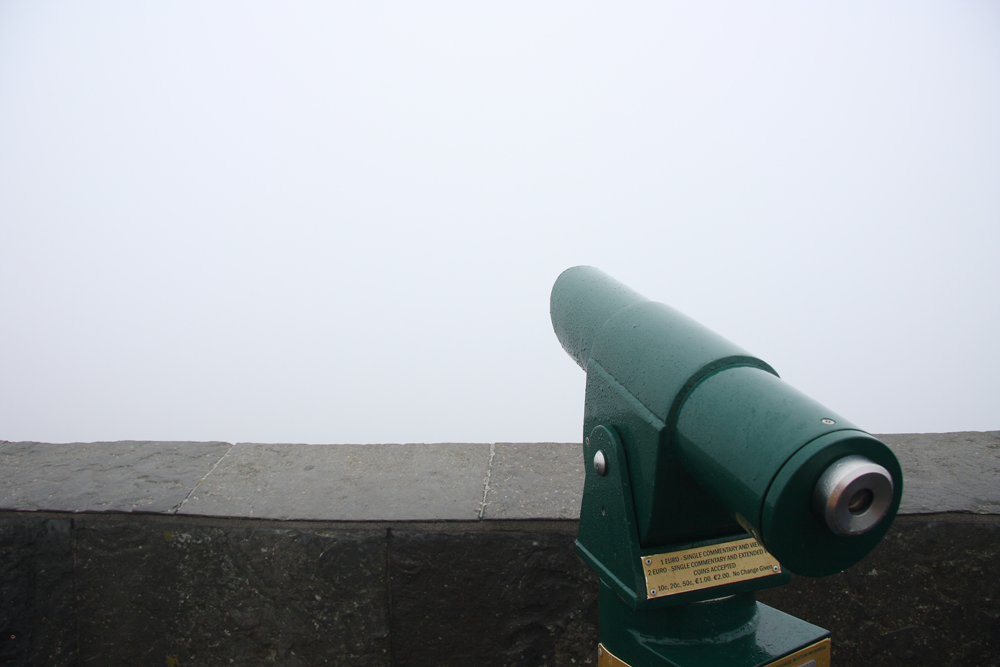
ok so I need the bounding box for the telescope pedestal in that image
[550,267,902,667]
[596,581,830,667]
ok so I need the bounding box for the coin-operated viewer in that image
[550,266,902,667]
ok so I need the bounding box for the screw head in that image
[650,588,657,596]
[645,557,652,565]
[593,450,608,476]
[822,418,836,425]
[773,565,780,572]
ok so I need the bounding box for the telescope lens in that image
[813,455,894,536]
[848,488,874,516]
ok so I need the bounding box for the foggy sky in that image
[1,2,998,444]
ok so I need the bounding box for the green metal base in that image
[578,424,790,611]
[597,580,829,667]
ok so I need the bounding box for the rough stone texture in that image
[0,441,231,513]
[758,517,1000,666]
[388,529,598,667]
[179,443,491,521]
[483,443,584,520]
[0,513,998,666]
[0,433,997,666]
[3,434,993,521]
[74,518,390,666]
[877,431,1000,514]
[0,517,76,667]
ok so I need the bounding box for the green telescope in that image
[551,266,902,667]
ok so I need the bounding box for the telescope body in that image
[551,266,902,583]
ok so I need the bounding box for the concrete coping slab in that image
[879,431,1000,514]
[0,441,232,514]
[0,432,996,520]
[178,442,492,521]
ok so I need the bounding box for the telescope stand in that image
[595,581,830,667]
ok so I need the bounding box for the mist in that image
[1,2,997,444]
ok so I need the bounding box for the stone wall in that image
[1,432,997,666]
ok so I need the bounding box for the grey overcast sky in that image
[1,2,997,444]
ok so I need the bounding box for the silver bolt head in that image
[650,588,657,596]
[821,418,836,425]
[645,558,652,565]
[593,450,608,476]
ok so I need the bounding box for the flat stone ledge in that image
[0,441,231,514]
[179,443,492,521]
[482,442,584,520]
[879,430,1000,514]
[1,432,997,520]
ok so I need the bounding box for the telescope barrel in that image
[551,266,903,577]
[674,363,902,575]
[550,265,648,370]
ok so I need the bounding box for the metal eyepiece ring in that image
[813,455,893,536]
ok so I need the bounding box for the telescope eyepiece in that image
[813,455,894,536]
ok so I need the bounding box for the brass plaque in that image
[597,643,631,667]
[641,536,781,599]
[764,638,831,667]
[596,638,829,667]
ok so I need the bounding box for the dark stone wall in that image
[387,530,597,667]
[2,436,996,665]
[0,517,76,667]
[2,512,998,666]
[0,514,598,667]
[759,517,1000,667]
[73,521,390,666]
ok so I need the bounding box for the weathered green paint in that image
[575,423,790,612]
[551,266,902,666]
[550,265,902,576]
[760,430,903,577]
[555,266,778,548]
[583,362,740,548]
[598,580,829,667]
[675,366,903,576]
[576,424,643,607]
